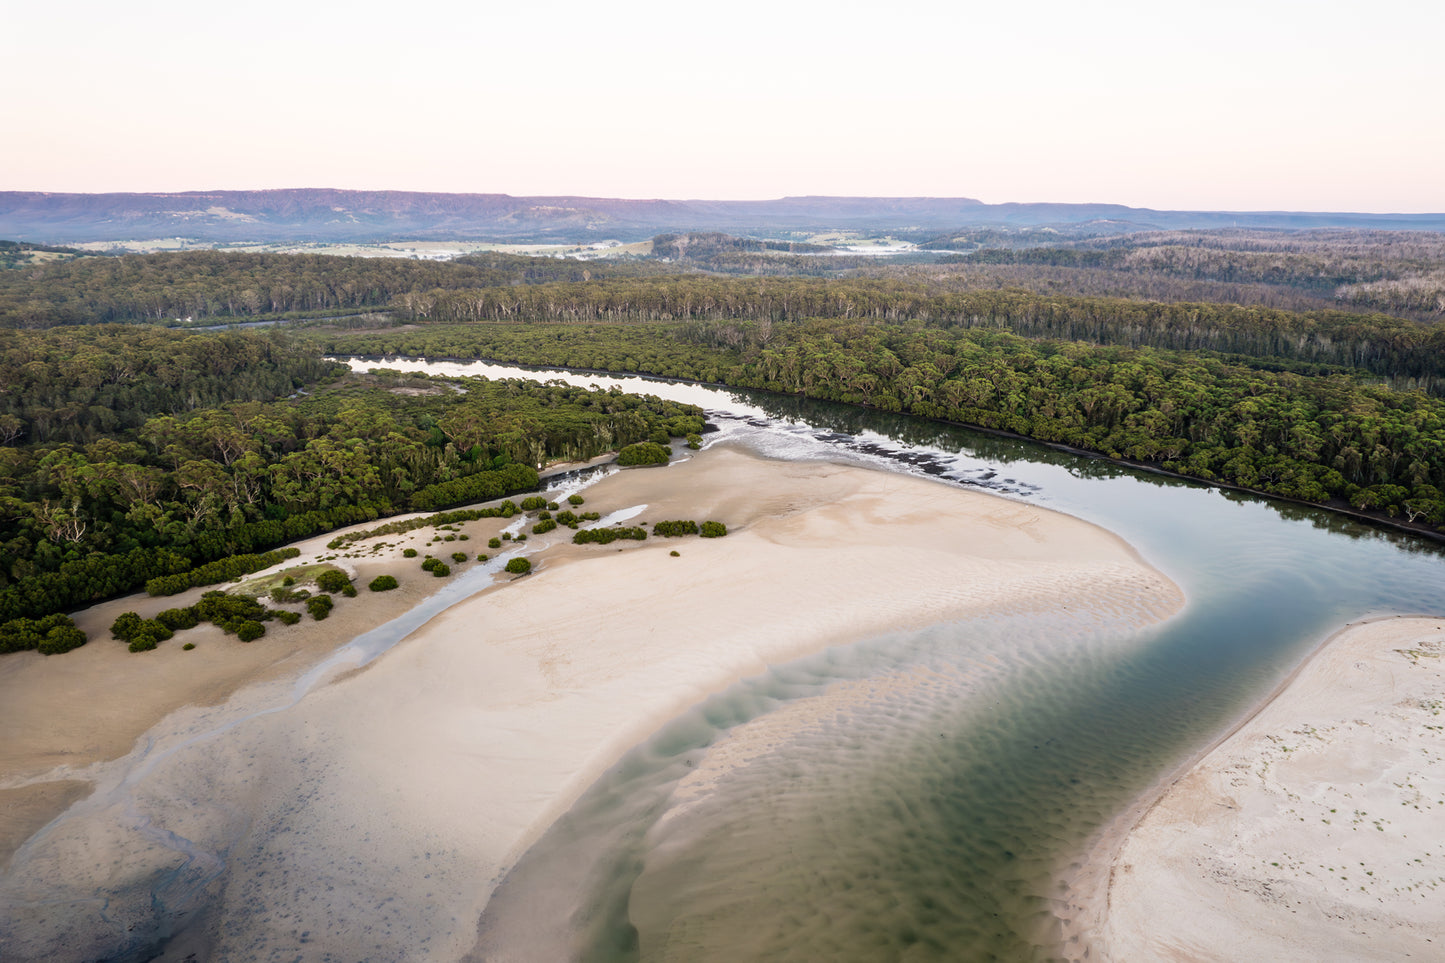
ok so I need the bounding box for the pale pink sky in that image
[5,0,1442,212]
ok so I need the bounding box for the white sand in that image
[0,446,1182,961]
[1093,617,1445,962]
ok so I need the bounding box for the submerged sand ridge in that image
[1090,617,1445,962]
[0,446,1182,962]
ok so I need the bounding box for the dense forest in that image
[929,230,1445,321]
[317,319,1445,532]
[3,227,1443,647]
[0,326,704,639]
[332,279,1445,394]
[0,250,664,327]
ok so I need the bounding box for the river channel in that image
[334,357,1445,961]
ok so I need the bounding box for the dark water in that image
[335,358,1445,961]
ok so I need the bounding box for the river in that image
[332,356,1445,960]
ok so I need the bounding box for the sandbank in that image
[1090,616,1445,961]
[0,445,1181,962]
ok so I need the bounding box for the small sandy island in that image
[0,445,1181,962]
[1093,617,1445,962]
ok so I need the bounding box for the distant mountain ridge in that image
[3,189,1442,243]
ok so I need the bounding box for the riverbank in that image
[1087,616,1445,961]
[0,445,1183,962]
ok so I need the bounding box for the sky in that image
[5,0,1443,212]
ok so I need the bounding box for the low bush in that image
[572,526,647,545]
[316,569,352,594]
[532,519,557,535]
[652,520,699,537]
[520,496,547,511]
[1,614,88,655]
[146,548,303,596]
[568,494,584,505]
[403,548,418,558]
[451,552,468,563]
[156,607,200,631]
[617,442,670,466]
[700,521,728,538]
[504,557,532,575]
[306,595,334,621]
[369,575,399,592]
[236,621,266,642]
[488,537,502,548]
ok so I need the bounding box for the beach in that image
[1091,616,1445,962]
[0,445,1183,961]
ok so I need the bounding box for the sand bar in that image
[1093,616,1445,962]
[0,445,1182,961]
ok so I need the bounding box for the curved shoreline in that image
[0,444,1182,962]
[1072,615,1445,961]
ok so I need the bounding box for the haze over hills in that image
[3,189,1445,244]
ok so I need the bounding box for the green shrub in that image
[306,595,334,620]
[501,532,512,541]
[670,550,680,557]
[368,574,399,592]
[236,621,266,642]
[196,591,270,629]
[182,642,196,651]
[403,548,418,558]
[111,611,145,642]
[451,552,468,563]
[488,537,502,549]
[145,548,303,596]
[458,534,469,541]
[477,553,489,562]
[546,502,560,511]
[156,607,200,631]
[316,570,352,594]
[274,610,302,625]
[572,526,647,545]
[128,634,158,653]
[520,496,547,511]
[686,433,702,450]
[700,521,728,538]
[0,614,88,656]
[112,612,173,644]
[431,562,451,577]
[618,442,670,466]
[538,510,552,520]
[653,520,699,537]
[567,494,585,506]
[271,586,310,603]
[504,557,532,575]
[532,519,558,535]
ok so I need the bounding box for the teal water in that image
[341,359,1444,961]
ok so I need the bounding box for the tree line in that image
[319,318,1445,532]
